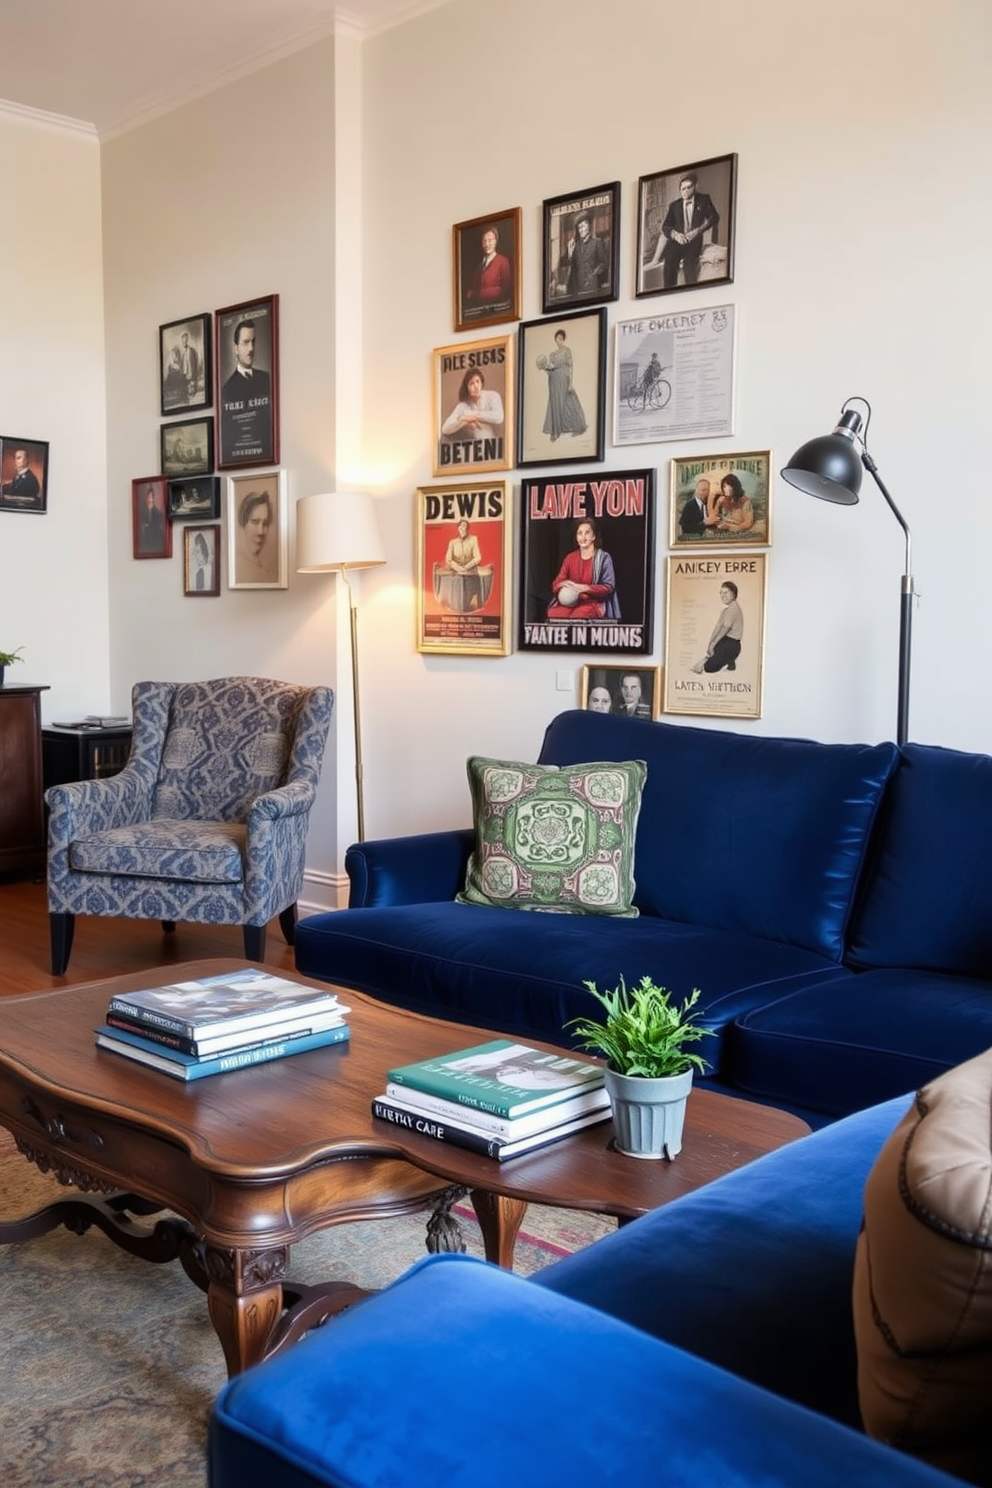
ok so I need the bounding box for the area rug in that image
[0,1131,613,1488]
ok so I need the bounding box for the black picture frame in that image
[518,466,656,655]
[183,524,221,597]
[517,308,606,468]
[215,294,279,470]
[167,475,220,521]
[542,181,620,314]
[160,416,214,479]
[453,208,522,333]
[158,312,212,415]
[0,436,49,514]
[635,153,738,299]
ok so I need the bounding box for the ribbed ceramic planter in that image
[605,1067,693,1160]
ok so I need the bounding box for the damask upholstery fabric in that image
[47,677,333,931]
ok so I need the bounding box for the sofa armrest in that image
[345,828,474,907]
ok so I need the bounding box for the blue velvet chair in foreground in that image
[46,676,333,973]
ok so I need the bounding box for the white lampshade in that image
[296,491,385,572]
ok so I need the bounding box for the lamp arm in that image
[861,453,913,748]
[861,451,912,584]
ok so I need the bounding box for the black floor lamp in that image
[781,397,915,747]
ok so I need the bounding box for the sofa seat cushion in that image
[731,969,992,1119]
[209,1251,960,1488]
[294,901,843,1071]
[68,820,246,884]
[849,743,992,978]
[853,1051,992,1484]
[537,711,899,958]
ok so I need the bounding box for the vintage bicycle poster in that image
[416,481,511,656]
[613,304,735,447]
[663,552,767,719]
[518,468,655,655]
[670,450,772,549]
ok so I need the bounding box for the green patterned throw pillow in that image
[457,756,647,916]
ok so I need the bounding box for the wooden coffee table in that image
[0,959,808,1377]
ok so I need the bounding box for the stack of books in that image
[372,1038,610,1161]
[95,968,350,1081]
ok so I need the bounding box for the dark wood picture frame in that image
[158,312,212,416]
[160,416,214,479]
[517,308,606,468]
[542,181,620,314]
[167,475,221,521]
[215,294,279,470]
[518,466,656,655]
[131,476,172,559]
[183,524,221,596]
[453,208,522,333]
[0,437,49,514]
[636,153,737,299]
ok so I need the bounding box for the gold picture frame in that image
[580,664,663,720]
[432,335,513,478]
[415,480,512,656]
[670,450,772,549]
[663,553,767,719]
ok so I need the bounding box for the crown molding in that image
[0,98,97,141]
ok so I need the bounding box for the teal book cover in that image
[387,1039,603,1117]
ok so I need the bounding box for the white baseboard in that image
[298,868,349,916]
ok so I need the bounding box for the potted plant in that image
[566,976,713,1160]
[0,646,24,687]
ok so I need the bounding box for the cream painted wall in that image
[0,115,109,718]
[354,0,992,839]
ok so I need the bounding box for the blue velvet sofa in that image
[208,1091,962,1488]
[294,710,992,1126]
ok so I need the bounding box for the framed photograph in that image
[415,481,511,656]
[663,552,767,719]
[519,467,656,655]
[131,476,172,559]
[542,182,620,313]
[433,335,513,478]
[453,208,522,332]
[159,312,212,415]
[160,416,214,478]
[183,524,221,596]
[581,664,662,720]
[670,451,772,549]
[517,308,606,467]
[613,304,736,447]
[226,469,287,589]
[168,475,220,521]
[0,437,49,514]
[215,294,279,470]
[636,153,738,298]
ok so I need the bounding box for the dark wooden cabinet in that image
[42,724,133,790]
[0,685,48,875]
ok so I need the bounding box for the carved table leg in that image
[203,1244,289,1377]
[425,1185,469,1254]
[469,1190,528,1269]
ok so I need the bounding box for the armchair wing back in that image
[46,677,334,974]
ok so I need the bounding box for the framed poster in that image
[226,469,287,589]
[519,468,655,655]
[613,304,736,447]
[160,416,214,478]
[581,663,662,720]
[215,294,279,470]
[670,450,772,548]
[433,335,512,477]
[131,476,172,559]
[517,308,606,467]
[542,182,620,313]
[167,476,220,521]
[415,481,511,656]
[453,208,522,332]
[183,524,221,596]
[0,437,49,513]
[663,552,767,719]
[636,153,737,298]
[159,312,212,415]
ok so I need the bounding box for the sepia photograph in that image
[517,308,605,467]
[663,552,767,719]
[168,475,220,521]
[183,524,221,596]
[581,663,662,719]
[226,469,287,589]
[131,476,172,559]
[159,312,212,415]
[160,416,214,479]
[636,153,737,299]
[543,181,620,313]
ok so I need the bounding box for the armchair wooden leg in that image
[161,921,177,934]
[278,904,298,947]
[243,924,266,962]
[50,912,75,976]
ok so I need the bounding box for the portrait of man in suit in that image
[637,154,737,298]
[0,439,48,512]
[217,297,279,468]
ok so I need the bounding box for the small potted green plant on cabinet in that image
[0,647,24,687]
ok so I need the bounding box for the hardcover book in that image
[382,1081,611,1139]
[371,1095,611,1161]
[106,969,345,1041]
[95,1021,351,1081]
[386,1039,604,1118]
[105,1005,347,1058]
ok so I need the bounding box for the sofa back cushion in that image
[849,743,992,977]
[538,711,899,958]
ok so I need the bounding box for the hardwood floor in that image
[0,876,297,998]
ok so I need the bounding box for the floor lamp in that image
[296,491,385,841]
[781,397,915,747]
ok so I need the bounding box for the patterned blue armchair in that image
[46,677,334,975]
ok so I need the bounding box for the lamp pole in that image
[860,452,913,748]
